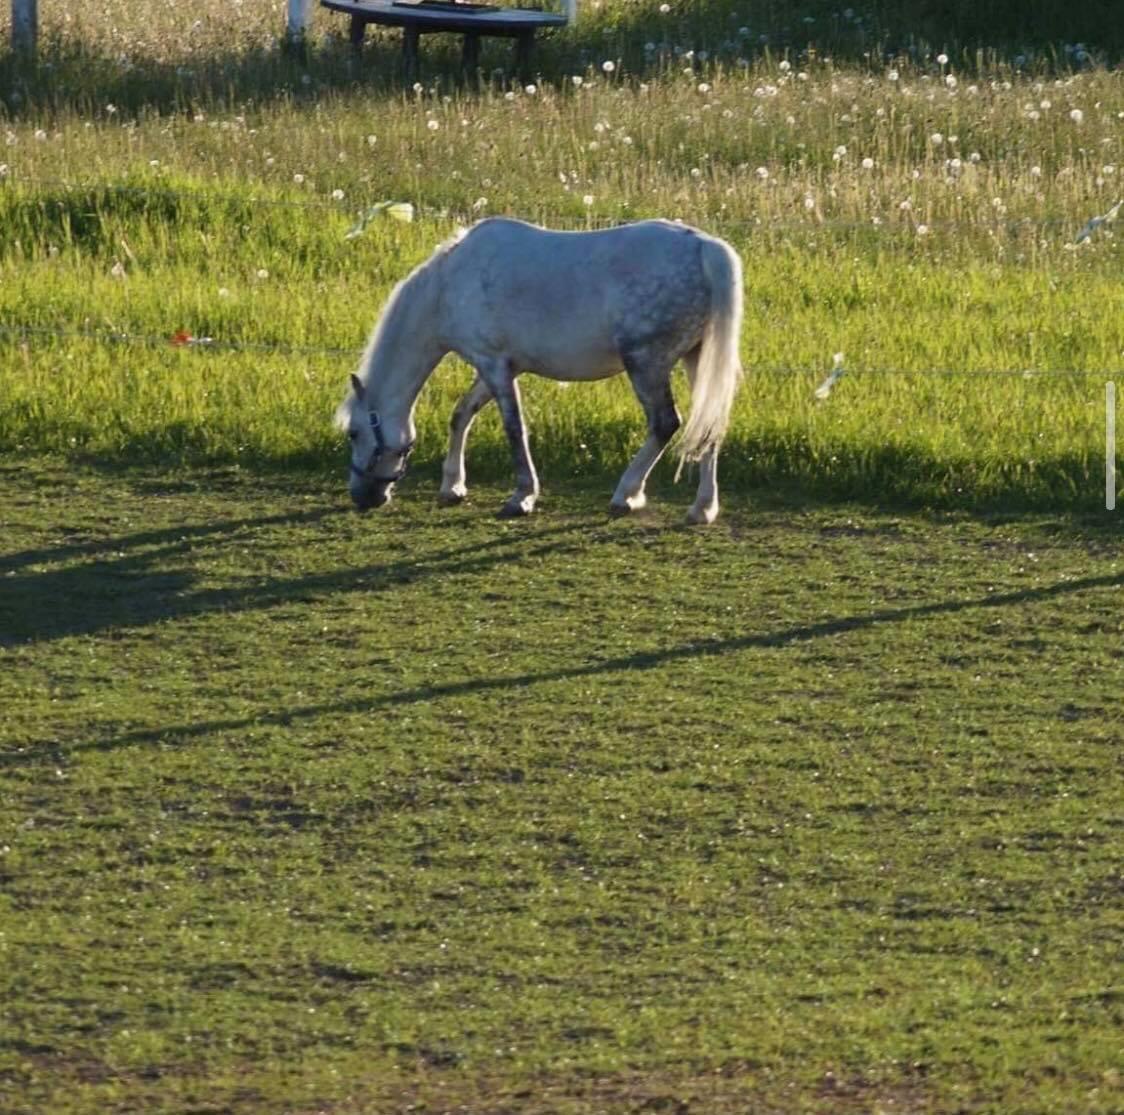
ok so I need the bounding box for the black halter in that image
[350,410,414,483]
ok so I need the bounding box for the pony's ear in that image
[350,374,366,401]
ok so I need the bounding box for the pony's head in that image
[335,374,415,513]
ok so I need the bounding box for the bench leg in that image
[349,14,367,52]
[514,30,534,83]
[462,32,481,75]
[403,26,421,81]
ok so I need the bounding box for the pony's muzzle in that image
[351,484,392,512]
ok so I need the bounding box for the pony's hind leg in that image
[473,358,539,517]
[686,445,720,525]
[439,374,493,506]
[610,354,680,516]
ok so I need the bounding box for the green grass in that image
[0,4,1122,1111]
[1,461,1121,1114]
[0,10,1121,508]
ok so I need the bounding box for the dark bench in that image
[319,0,567,80]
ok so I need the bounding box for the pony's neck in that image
[359,262,447,428]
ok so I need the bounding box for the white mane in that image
[334,227,469,430]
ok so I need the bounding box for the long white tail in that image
[677,234,744,467]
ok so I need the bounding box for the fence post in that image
[285,0,313,56]
[12,0,38,53]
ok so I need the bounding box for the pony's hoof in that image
[686,504,719,525]
[497,497,535,519]
[609,493,646,517]
[437,488,467,507]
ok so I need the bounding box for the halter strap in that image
[350,410,414,482]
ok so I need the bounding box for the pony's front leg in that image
[439,374,493,506]
[476,360,539,517]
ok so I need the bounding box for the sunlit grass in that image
[0,1,1120,510]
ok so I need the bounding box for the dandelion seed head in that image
[1069,108,1083,124]
[601,60,616,73]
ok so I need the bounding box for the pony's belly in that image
[515,341,622,381]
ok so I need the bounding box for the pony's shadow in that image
[0,505,596,646]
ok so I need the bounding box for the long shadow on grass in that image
[7,566,1121,764]
[0,511,595,646]
[0,506,340,575]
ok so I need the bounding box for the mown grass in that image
[0,7,1122,1111]
[1,461,1122,1115]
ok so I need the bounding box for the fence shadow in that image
[5,564,1120,766]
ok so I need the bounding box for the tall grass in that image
[0,1,1120,508]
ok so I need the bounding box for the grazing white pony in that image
[335,217,743,523]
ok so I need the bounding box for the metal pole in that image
[12,0,38,53]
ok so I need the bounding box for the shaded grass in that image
[1,460,1121,1114]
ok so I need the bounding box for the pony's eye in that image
[348,430,358,441]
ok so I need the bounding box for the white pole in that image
[286,0,313,44]
[12,0,38,52]
[562,0,578,21]
[1108,382,1116,512]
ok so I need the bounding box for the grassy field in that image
[1,461,1122,1115]
[1,2,1122,1113]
